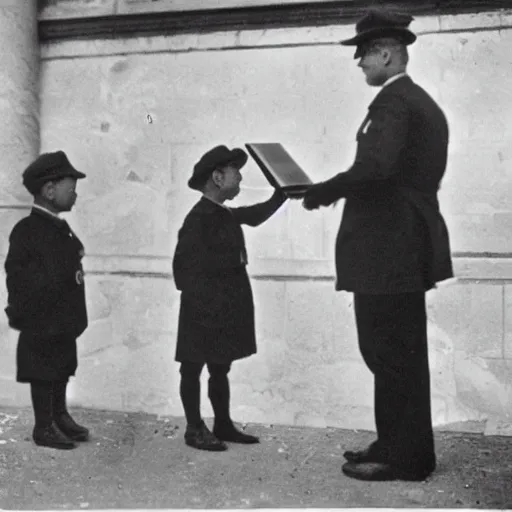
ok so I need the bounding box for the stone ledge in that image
[455,257,512,282]
[38,0,117,20]
[117,0,353,15]
[83,254,173,278]
[81,254,512,282]
[40,13,512,60]
[37,1,512,42]
[38,0,512,20]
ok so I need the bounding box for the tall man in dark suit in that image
[303,9,453,481]
[5,151,89,450]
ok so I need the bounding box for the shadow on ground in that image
[1,407,511,509]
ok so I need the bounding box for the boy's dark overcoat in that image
[4,208,88,382]
[173,193,284,364]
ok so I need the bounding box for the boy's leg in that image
[207,362,230,424]
[179,361,204,426]
[208,362,259,444]
[30,380,76,450]
[53,379,90,441]
[180,361,227,451]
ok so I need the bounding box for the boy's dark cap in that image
[340,8,416,59]
[22,151,86,195]
[188,145,248,191]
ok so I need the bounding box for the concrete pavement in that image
[1,406,511,509]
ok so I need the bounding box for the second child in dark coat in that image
[4,151,89,450]
[173,145,288,451]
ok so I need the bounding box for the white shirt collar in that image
[32,204,61,219]
[382,72,408,89]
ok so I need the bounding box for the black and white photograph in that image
[0,0,511,510]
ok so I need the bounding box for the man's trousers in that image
[353,291,436,476]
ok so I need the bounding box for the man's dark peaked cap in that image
[340,8,417,59]
[22,151,86,195]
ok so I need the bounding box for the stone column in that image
[0,0,39,209]
[0,0,39,406]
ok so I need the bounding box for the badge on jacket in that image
[357,114,372,139]
[362,119,372,134]
[75,270,84,285]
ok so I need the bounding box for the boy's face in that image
[42,177,78,212]
[215,164,242,200]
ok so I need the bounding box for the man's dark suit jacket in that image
[4,207,88,382]
[308,75,453,294]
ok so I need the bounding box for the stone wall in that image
[1,6,512,434]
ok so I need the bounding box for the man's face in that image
[216,164,242,200]
[357,42,389,87]
[45,177,78,212]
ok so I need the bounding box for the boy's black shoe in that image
[33,422,76,450]
[55,412,90,442]
[213,420,259,444]
[185,421,227,451]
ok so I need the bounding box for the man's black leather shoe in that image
[33,422,76,450]
[342,462,432,482]
[55,412,90,442]
[343,445,386,463]
[343,442,387,463]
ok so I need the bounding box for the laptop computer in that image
[245,143,314,198]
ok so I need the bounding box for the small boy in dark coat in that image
[173,145,288,451]
[4,151,89,450]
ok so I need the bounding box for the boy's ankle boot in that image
[53,380,90,442]
[213,419,260,444]
[185,421,227,451]
[30,381,76,450]
[33,422,76,450]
